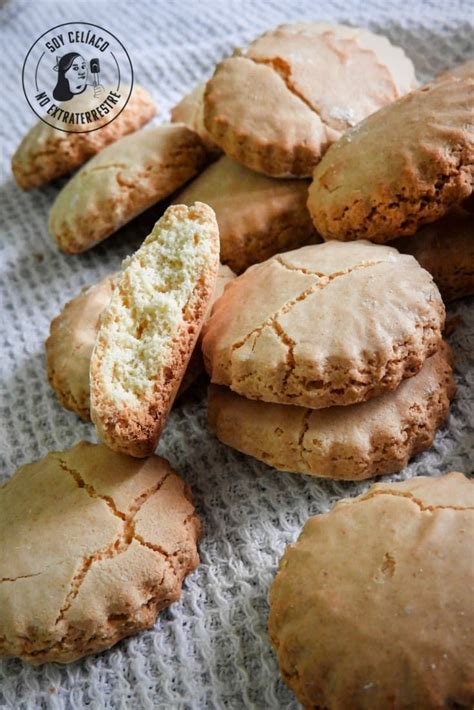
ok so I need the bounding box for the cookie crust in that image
[12,85,156,190]
[202,241,445,409]
[308,76,474,242]
[269,472,474,708]
[0,442,201,664]
[208,344,455,480]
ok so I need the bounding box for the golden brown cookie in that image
[269,472,474,709]
[393,210,474,302]
[308,76,474,242]
[12,85,156,190]
[204,23,416,177]
[435,58,474,82]
[46,274,117,420]
[208,344,455,480]
[173,155,319,273]
[49,124,207,254]
[171,82,220,154]
[0,441,200,664]
[90,203,219,457]
[46,264,234,419]
[202,240,445,409]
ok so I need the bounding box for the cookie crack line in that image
[49,459,176,622]
[231,260,384,357]
[0,571,43,583]
[357,488,474,512]
[244,55,325,126]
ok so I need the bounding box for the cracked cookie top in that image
[269,472,474,709]
[308,75,474,242]
[203,22,417,177]
[48,124,208,254]
[202,240,445,409]
[0,441,201,664]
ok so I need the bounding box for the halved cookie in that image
[393,210,474,302]
[208,344,455,480]
[46,264,234,420]
[90,202,219,457]
[204,23,416,177]
[0,441,200,664]
[173,155,319,273]
[308,75,474,242]
[49,124,207,253]
[202,240,445,409]
[269,473,474,708]
[12,85,156,190]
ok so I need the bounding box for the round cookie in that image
[208,344,455,480]
[308,75,474,242]
[12,85,157,190]
[173,155,319,273]
[46,264,235,420]
[0,441,201,664]
[269,472,474,709]
[393,210,474,302]
[204,22,416,177]
[202,240,445,409]
[171,82,220,154]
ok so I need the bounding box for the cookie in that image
[0,441,200,664]
[46,274,117,420]
[46,264,234,420]
[308,75,474,242]
[208,344,455,480]
[204,23,416,177]
[269,472,474,709]
[90,202,220,457]
[12,85,156,190]
[49,124,207,253]
[171,82,220,154]
[435,59,474,82]
[202,240,445,409]
[173,155,319,273]
[393,210,474,302]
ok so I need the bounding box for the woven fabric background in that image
[0,0,472,708]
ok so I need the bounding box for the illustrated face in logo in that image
[53,52,88,101]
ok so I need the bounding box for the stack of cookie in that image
[204,239,456,481]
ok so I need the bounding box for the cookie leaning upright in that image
[308,74,474,242]
[49,124,208,253]
[202,240,445,408]
[90,202,219,457]
[204,22,416,177]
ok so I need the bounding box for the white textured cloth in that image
[0,0,473,707]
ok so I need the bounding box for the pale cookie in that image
[308,75,474,242]
[12,85,156,190]
[90,203,220,457]
[49,124,207,253]
[208,344,455,480]
[269,472,474,709]
[174,155,319,273]
[0,441,200,665]
[204,22,416,177]
[171,82,220,154]
[393,210,474,302]
[202,240,445,409]
[46,264,234,420]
